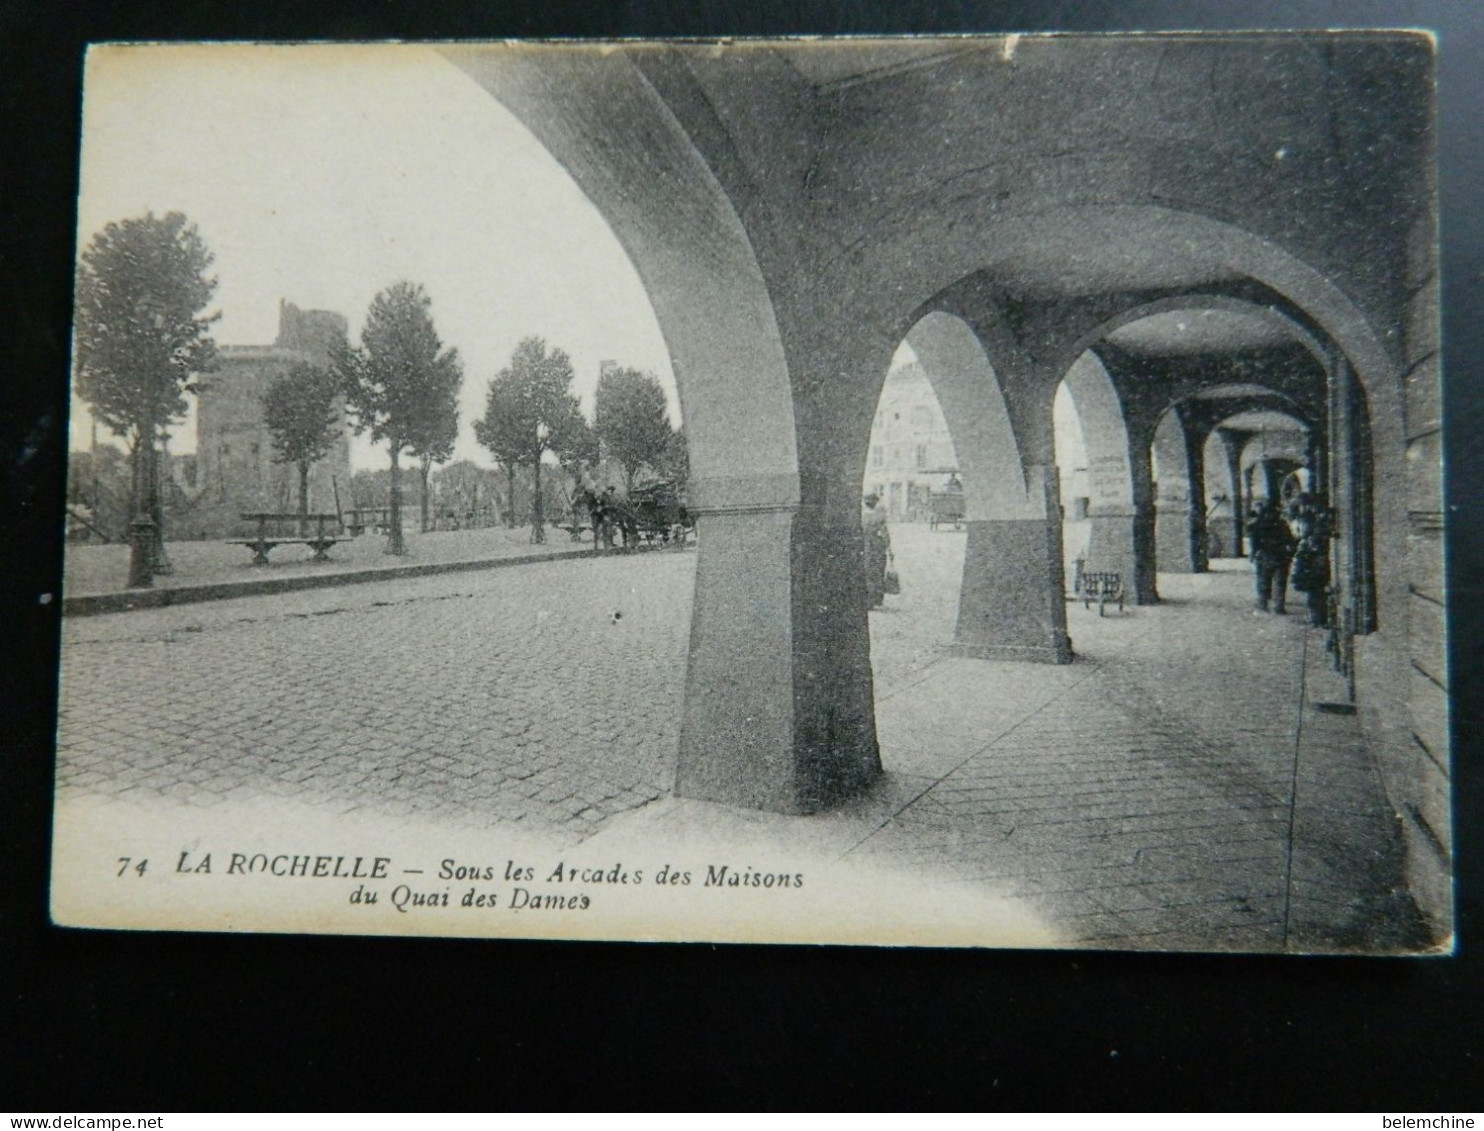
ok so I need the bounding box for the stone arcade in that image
[445,37,1446,931]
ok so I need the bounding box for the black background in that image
[4,0,1481,1112]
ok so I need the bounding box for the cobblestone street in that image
[57,549,696,835]
[56,526,1415,951]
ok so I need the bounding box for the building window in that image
[871,445,884,468]
[916,443,929,469]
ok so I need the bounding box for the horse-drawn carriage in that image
[927,472,966,531]
[624,478,694,545]
[566,478,695,549]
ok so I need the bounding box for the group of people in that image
[573,486,626,549]
[1247,494,1331,626]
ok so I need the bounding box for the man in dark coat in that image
[1247,499,1297,614]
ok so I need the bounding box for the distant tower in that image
[192,301,353,535]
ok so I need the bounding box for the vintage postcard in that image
[52,34,1450,953]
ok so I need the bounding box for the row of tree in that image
[475,339,685,543]
[72,211,685,558]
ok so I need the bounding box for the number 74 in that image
[116,857,147,877]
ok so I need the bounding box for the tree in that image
[407,366,461,534]
[474,336,586,544]
[658,428,690,486]
[335,282,463,554]
[261,361,341,534]
[594,366,673,493]
[73,212,218,566]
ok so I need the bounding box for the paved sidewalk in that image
[860,555,1412,949]
[592,547,1420,952]
[54,527,1418,952]
[63,523,597,601]
[852,562,1419,952]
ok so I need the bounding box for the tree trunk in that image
[419,456,432,534]
[531,454,546,543]
[146,435,171,573]
[505,463,517,528]
[298,461,310,537]
[125,432,154,586]
[388,445,405,555]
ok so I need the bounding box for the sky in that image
[71,44,679,472]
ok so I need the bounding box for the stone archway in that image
[443,51,1421,845]
[1057,351,1155,604]
[891,313,1068,662]
[443,47,890,814]
[1151,405,1204,574]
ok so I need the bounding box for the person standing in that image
[862,492,892,609]
[1288,497,1332,627]
[1247,499,1297,614]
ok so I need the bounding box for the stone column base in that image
[1156,506,1202,572]
[676,505,881,815]
[1206,515,1242,558]
[1087,510,1157,604]
[948,640,1074,664]
[954,518,1073,664]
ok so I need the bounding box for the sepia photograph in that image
[50,33,1450,955]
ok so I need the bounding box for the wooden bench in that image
[343,507,392,537]
[228,512,342,565]
[1078,570,1125,616]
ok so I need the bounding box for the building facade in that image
[864,360,958,520]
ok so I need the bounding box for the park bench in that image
[343,506,392,537]
[1077,570,1125,616]
[556,519,592,543]
[228,512,342,565]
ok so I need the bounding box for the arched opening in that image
[1202,427,1246,560]
[859,339,964,694]
[858,309,1035,703]
[1232,413,1311,509]
[446,48,841,813]
[1054,351,1152,605]
[1151,405,1203,574]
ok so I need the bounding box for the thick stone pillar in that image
[952,466,1073,663]
[1116,443,1160,604]
[1208,427,1249,559]
[1205,514,1241,560]
[1153,408,1204,573]
[1155,506,1197,572]
[676,483,881,814]
[789,505,882,806]
[1086,507,1142,592]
